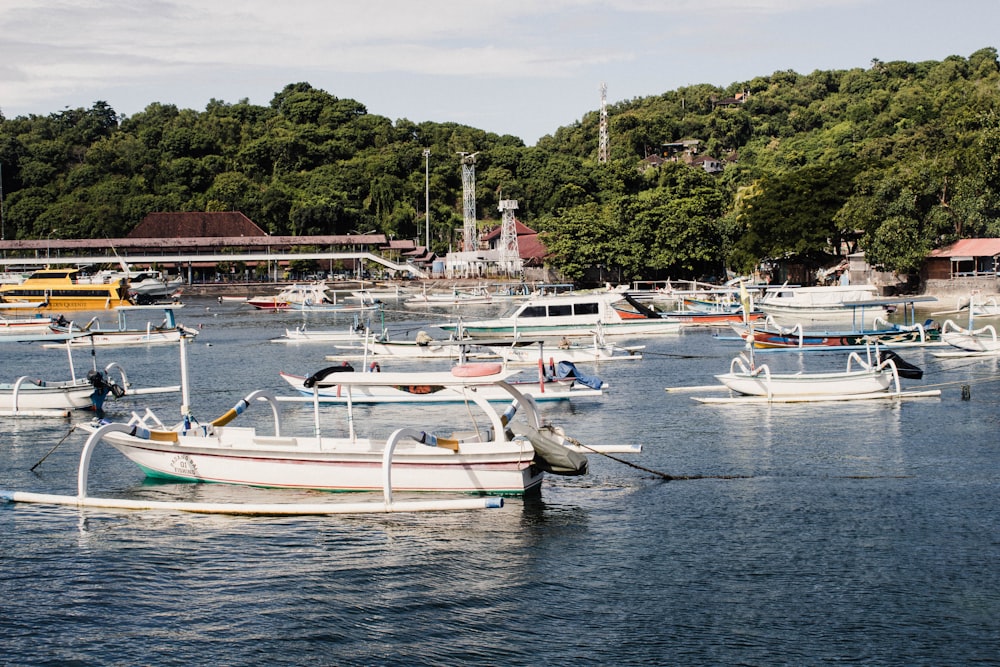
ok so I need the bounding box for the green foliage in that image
[3,47,1000,281]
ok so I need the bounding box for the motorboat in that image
[247,282,380,312]
[756,283,885,322]
[246,282,328,310]
[439,292,680,339]
[126,270,184,304]
[0,267,132,311]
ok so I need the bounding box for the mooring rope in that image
[563,435,750,482]
[30,425,77,472]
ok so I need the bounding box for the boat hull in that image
[454,320,679,338]
[715,369,893,396]
[0,381,97,410]
[0,268,132,311]
[745,327,935,349]
[102,432,543,495]
[941,332,1000,352]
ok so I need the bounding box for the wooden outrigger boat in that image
[729,297,941,350]
[45,306,198,347]
[933,309,1000,357]
[14,341,639,512]
[697,341,937,403]
[0,340,180,417]
[278,360,606,403]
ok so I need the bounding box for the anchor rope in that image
[563,435,750,482]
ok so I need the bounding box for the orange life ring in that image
[451,362,503,377]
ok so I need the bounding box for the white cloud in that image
[1,0,996,143]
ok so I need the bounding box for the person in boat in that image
[415,330,433,346]
[559,336,572,349]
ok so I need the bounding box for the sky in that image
[2,0,1000,146]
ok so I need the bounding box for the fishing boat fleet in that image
[2,275,997,517]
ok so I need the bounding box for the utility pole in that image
[422,149,431,250]
[598,83,609,164]
[0,162,5,243]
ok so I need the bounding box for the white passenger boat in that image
[439,292,680,339]
[756,283,884,322]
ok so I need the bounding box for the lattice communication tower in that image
[497,199,522,276]
[458,152,479,251]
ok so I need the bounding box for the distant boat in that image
[46,306,198,347]
[0,268,132,311]
[706,344,933,402]
[126,270,184,304]
[0,313,56,335]
[756,283,884,322]
[439,292,681,339]
[247,282,378,312]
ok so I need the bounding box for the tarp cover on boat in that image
[511,423,589,476]
[551,361,603,389]
[877,349,924,380]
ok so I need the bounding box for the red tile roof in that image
[481,219,537,241]
[929,238,1000,257]
[130,212,267,238]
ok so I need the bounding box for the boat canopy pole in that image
[179,333,190,418]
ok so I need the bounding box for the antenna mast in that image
[598,83,609,164]
[497,199,521,277]
[458,152,479,251]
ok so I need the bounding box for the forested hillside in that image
[2,47,999,282]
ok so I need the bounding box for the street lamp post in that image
[422,149,430,251]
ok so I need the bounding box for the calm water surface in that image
[1,299,998,665]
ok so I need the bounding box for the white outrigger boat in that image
[271,323,369,344]
[278,360,605,403]
[933,309,1000,357]
[692,340,938,403]
[5,342,638,515]
[44,305,198,348]
[0,312,57,335]
[485,332,644,365]
[0,340,181,417]
[328,330,497,361]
